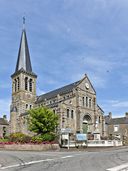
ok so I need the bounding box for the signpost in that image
[76,134,87,147]
[76,134,87,141]
[60,128,72,149]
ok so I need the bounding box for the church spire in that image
[15,18,32,73]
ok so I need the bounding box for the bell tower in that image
[10,18,37,133]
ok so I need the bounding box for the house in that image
[0,116,9,138]
[105,112,128,141]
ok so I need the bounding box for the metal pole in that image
[68,133,70,150]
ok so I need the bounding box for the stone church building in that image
[10,25,104,137]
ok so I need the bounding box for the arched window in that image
[26,104,28,109]
[71,110,74,119]
[82,97,84,106]
[67,109,69,118]
[17,77,20,90]
[14,79,17,92]
[29,79,33,92]
[86,97,88,107]
[99,116,101,123]
[89,98,91,108]
[25,77,28,90]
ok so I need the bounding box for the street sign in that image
[76,134,87,141]
[60,128,72,133]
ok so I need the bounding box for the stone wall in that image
[0,144,60,151]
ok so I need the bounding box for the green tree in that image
[28,107,59,135]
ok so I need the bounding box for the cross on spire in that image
[23,16,25,29]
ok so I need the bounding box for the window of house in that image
[71,110,74,119]
[114,125,119,132]
[67,109,69,118]
[53,110,55,113]
[3,126,6,138]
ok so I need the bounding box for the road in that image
[0,147,128,171]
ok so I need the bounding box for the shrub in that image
[9,132,31,143]
[41,133,56,141]
[31,133,57,143]
[0,138,9,143]
[31,135,43,143]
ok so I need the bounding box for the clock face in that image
[85,83,89,89]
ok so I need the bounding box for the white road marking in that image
[107,163,128,171]
[61,155,73,159]
[0,159,54,170]
[0,155,74,170]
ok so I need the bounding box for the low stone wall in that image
[0,144,60,151]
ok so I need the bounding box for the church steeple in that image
[15,18,32,73]
[10,18,37,134]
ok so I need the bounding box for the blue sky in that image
[0,0,128,119]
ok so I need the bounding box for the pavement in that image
[59,145,128,152]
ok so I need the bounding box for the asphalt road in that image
[0,147,128,171]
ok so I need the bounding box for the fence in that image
[87,140,122,147]
[62,140,122,148]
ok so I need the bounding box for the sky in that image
[0,0,128,119]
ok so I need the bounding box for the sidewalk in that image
[59,145,128,152]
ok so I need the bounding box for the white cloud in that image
[112,101,128,108]
[100,99,128,117]
[89,74,106,88]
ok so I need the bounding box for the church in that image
[10,23,104,137]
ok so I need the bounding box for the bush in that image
[31,133,57,143]
[42,133,56,141]
[31,135,43,143]
[9,132,31,143]
[0,138,9,143]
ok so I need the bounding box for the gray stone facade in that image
[0,117,9,138]
[105,112,128,140]
[10,27,104,137]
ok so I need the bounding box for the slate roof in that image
[0,118,9,125]
[15,29,32,73]
[108,117,128,125]
[97,104,104,113]
[36,80,80,103]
